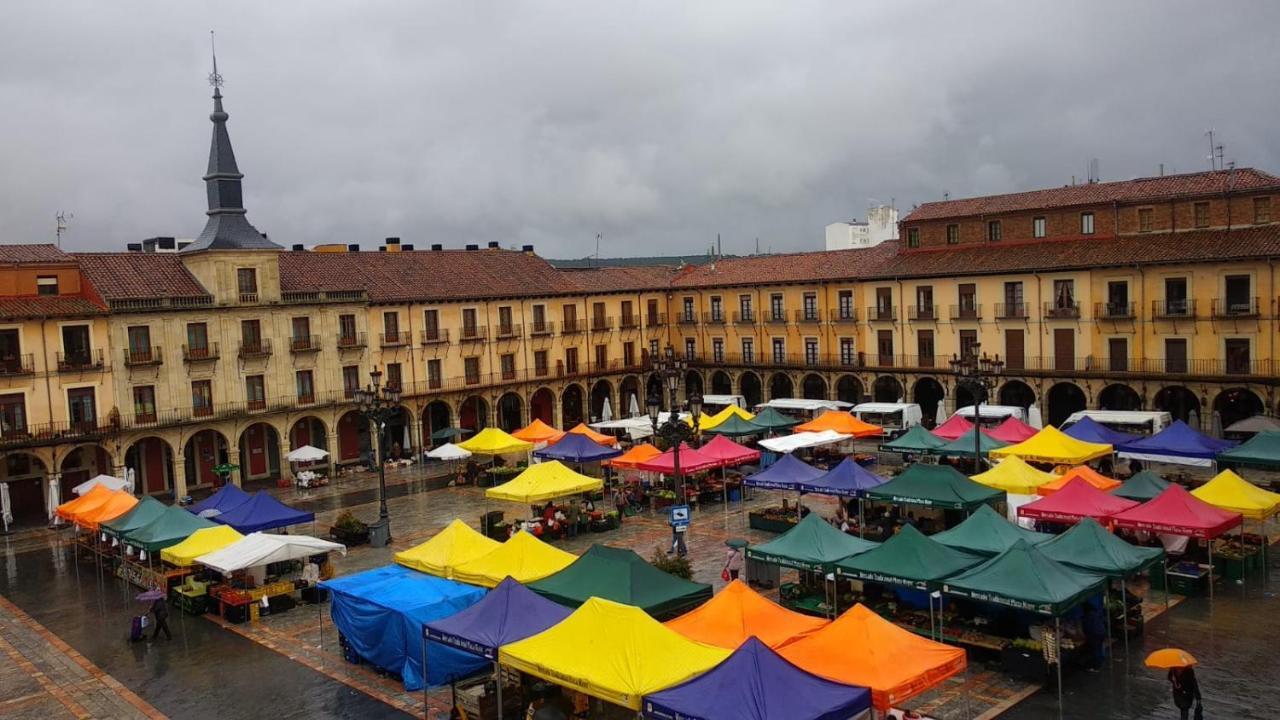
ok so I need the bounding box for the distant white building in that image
[824,205,899,250]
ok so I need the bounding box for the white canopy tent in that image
[755,398,852,413]
[758,430,851,453]
[426,443,472,461]
[285,445,330,463]
[952,405,1026,422]
[72,474,127,496]
[702,394,746,409]
[196,532,347,574]
[591,412,688,440]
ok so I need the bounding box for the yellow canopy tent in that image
[1192,470,1280,519]
[485,461,603,504]
[512,419,565,444]
[160,526,244,566]
[394,519,501,577]
[457,427,535,455]
[699,404,755,431]
[971,456,1058,494]
[989,426,1112,465]
[499,597,731,710]
[450,530,577,588]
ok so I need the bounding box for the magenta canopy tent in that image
[635,443,723,474]
[699,435,762,467]
[932,415,974,441]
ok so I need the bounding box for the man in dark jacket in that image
[1168,666,1202,720]
[149,596,172,641]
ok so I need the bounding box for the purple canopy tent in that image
[1062,416,1140,446]
[187,483,251,518]
[1118,420,1237,468]
[798,457,888,538]
[533,433,623,464]
[211,490,315,533]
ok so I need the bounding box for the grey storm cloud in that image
[2,0,1278,258]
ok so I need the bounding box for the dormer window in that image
[36,276,58,296]
[237,268,258,302]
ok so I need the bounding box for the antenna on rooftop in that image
[56,211,73,248]
[1087,158,1100,184]
[208,31,223,89]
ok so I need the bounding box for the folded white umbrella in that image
[427,443,472,461]
[72,474,127,496]
[285,445,329,462]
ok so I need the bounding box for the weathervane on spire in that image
[208,30,223,89]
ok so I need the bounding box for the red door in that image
[143,439,167,494]
[246,425,268,476]
[338,414,361,461]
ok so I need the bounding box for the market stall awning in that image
[123,506,217,552]
[187,484,252,518]
[746,512,879,572]
[664,579,829,649]
[1116,420,1237,468]
[198,531,345,573]
[320,565,486,691]
[1038,518,1164,578]
[450,530,578,588]
[394,519,501,578]
[932,505,1054,556]
[1111,484,1242,539]
[635,443,723,474]
[605,442,662,469]
[1036,465,1120,495]
[971,456,1057,495]
[484,461,604,504]
[456,427,535,455]
[750,406,802,431]
[529,544,713,619]
[794,411,882,437]
[935,429,1009,458]
[698,435,762,466]
[777,604,966,712]
[799,457,887,498]
[533,432,623,463]
[836,525,984,590]
[702,414,768,437]
[989,426,1112,465]
[644,637,871,720]
[72,490,138,530]
[430,426,472,441]
[71,474,127,496]
[943,540,1106,616]
[1191,469,1280,519]
[212,490,315,533]
[159,525,244,567]
[1216,430,1280,469]
[880,425,949,454]
[563,422,620,447]
[698,404,755,431]
[1017,477,1137,524]
[758,430,850,454]
[54,484,113,523]
[1112,470,1171,503]
[987,416,1039,443]
[931,415,974,441]
[103,496,168,538]
[1062,416,1140,446]
[512,418,565,444]
[864,464,1005,511]
[425,577,572,661]
[285,445,329,462]
[743,453,825,491]
[426,442,471,461]
[499,597,732,711]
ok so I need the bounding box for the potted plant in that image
[650,547,693,580]
[330,510,370,546]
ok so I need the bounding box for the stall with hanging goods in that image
[1111,485,1243,599]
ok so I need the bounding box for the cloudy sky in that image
[2,1,1278,258]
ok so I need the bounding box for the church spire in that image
[185,32,280,253]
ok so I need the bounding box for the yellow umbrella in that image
[1145,648,1197,669]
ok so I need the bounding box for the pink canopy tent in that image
[1111,484,1242,539]
[635,443,723,475]
[932,415,975,441]
[699,435,762,467]
[987,416,1039,443]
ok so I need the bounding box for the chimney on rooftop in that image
[431,243,444,251]
[465,244,479,251]
[401,244,415,251]
[291,243,304,251]
[384,237,402,253]
[522,244,535,254]
[126,242,143,252]
[347,243,360,252]
[487,241,500,249]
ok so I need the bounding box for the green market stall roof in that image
[836,525,984,590]
[935,429,1009,458]
[1038,518,1165,578]
[749,406,803,431]
[1112,470,1171,503]
[879,425,948,454]
[528,544,712,620]
[745,512,879,572]
[102,496,168,539]
[702,414,768,438]
[942,540,1106,616]
[1217,430,1280,469]
[864,464,1005,511]
[122,506,218,553]
[931,505,1054,556]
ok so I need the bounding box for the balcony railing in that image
[734,311,756,324]
[337,332,367,349]
[238,339,272,359]
[1044,302,1081,319]
[950,304,981,321]
[296,393,316,406]
[677,313,699,326]
[591,316,614,331]
[996,302,1028,319]
[380,330,412,347]
[280,289,367,305]
[795,309,822,324]
[289,335,321,353]
[830,308,858,323]
[496,324,522,339]
[238,292,259,304]
[460,326,488,342]
[182,343,220,362]
[1152,299,1196,319]
[0,419,106,450]
[1095,302,1136,320]
[702,312,726,325]
[562,319,584,334]
[867,306,897,322]
[1213,297,1260,318]
[907,305,937,322]
[0,353,35,375]
[421,328,449,344]
[766,311,789,324]
[645,314,666,328]
[123,346,163,366]
[619,315,640,329]
[56,350,104,372]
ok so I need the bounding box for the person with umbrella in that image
[143,588,172,641]
[1147,649,1202,719]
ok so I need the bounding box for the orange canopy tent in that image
[562,423,620,448]
[605,443,662,470]
[55,484,114,523]
[1036,465,1121,496]
[794,411,882,438]
[665,579,828,649]
[513,419,565,444]
[777,604,966,712]
[74,491,138,530]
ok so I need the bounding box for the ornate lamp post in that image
[353,367,402,547]
[950,343,1004,468]
[646,345,703,501]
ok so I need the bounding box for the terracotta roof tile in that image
[0,295,104,319]
[74,253,211,300]
[671,243,899,288]
[0,244,74,265]
[557,265,678,293]
[903,168,1280,222]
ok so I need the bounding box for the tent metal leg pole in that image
[858,498,865,539]
[1055,617,1063,712]
[422,638,429,719]
[1103,584,1111,665]
[1164,562,1170,609]
[1209,543,1214,602]
[1121,577,1129,661]
[495,661,504,720]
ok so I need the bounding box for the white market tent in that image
[759,430,851,454]
[852,402,923,430]
[196,532,347,574]
[755,398,852,413]
[1063,410,1172,435]
[953,405,1026,422]
[591,412,688,440]
[702,394,746,409]
[285,445,330,462]
[427,443,473,461]
[72,474,127,496]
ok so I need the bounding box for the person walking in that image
[1081,602,1107,671]
[1168,666,1202,720]
[149,595,172,641]
[565,500,580,539]
[724,544,744,581]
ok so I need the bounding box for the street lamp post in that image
[646,346,703,502]
[949,343,1004,468]
[353,367,402,547]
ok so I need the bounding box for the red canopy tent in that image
[932,415,975,441]
[698,435,762,467]
[987,416,1039,443]
[1017,477,1138,525]
[635,443,723,475]
[1111,484,1242,539]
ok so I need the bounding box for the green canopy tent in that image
[879,425,948,454]
[864,464,1005,512]
[101,496,167,539]
[122,505,217,553]
[931,504,1054,556]
[528,544,712,620]
[703,414,768,438]
[935,429,1009,459]
[1112,471,1170,503]
[747,512,879,573]
[430,426,472,441]
[1216,430,1280,469]
[750,407,802,433]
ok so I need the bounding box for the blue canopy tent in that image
[532,433,623,464]
[643,637,871,720]
[798,457,888,538]
[187,484,251,518]
[211,490,315,533]
[320,565,487,691]
[744,453,825,491]
[1117,420,1238,468]
[1063,416,1140,446]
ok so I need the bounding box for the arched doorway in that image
[1,452,48,526]
[239,423,281,482]
[460,396,489,434]
[289,416,328,453]
[1098,384,1142,412]
[1153,386,1201,425]
[740,372,763,408]
[423,401,452,447]
[710,371,733,396]
[645,374,665,409]
[1213,387,1265,431]
[184,429,230,487]
[498,392,523,431]
[562,385,585,426]
[125,437,175,496]
[58,445,112,500]
[872,376,903,403]
[912,377,945,426]
[1046,383,1087,427]
[998,380,1037,412]
[529,389,554,425]
[801,373,827,400]
[590,380,614,421]
[684,370,704,399]
[954,384,978,414]
[836,375,864,405]
[619,376,641,418]
[768,373,794,400]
